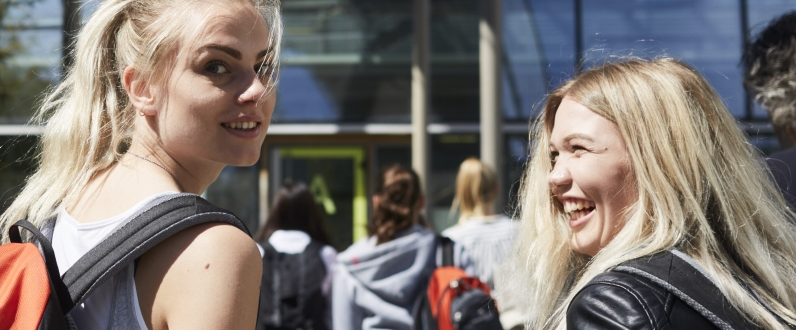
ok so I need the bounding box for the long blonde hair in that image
[503,58,796,329]
[451,157,498,223]
[0,0,282,239]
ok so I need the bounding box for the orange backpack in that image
[412,236,502,330]
[0,220,70,330]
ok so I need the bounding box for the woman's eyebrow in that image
[563,133,594,144]
[200,44,270,60]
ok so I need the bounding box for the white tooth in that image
[565,202,572,213]
[249,122,255,129]
[246,122,252,129]
[236,122,242,129]
[576,200,583,210]
[244,122,251,129]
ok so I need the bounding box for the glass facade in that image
[3,0,796,237]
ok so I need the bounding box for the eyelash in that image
[203,59,275,85]
[205,60,229,76]
[255,62,274,81]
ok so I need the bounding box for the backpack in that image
[257,239,327,330]
[412,236,503,330]
[611,250,765,330]
[0,194,250,330]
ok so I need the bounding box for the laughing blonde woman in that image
[502,58,796,329]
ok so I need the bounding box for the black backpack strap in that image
[60,193,249,313]
[438,235,454,267]
[261,240,282,326]
[613,250,758,330]
[9,219,73,315]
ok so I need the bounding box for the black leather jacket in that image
[566,270,719,329]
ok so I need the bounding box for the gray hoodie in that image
[332,225,472,330]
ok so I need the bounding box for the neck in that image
[125,143,224,195]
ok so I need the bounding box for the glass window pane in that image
[1,0,62,122]
[581,0,744,117]
[205,165,260,233]
[505,0,576,121]
[0,136,38,213]
[274,0,413,123]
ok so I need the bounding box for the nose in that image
[238,74,268,104]
[547,161,572,193]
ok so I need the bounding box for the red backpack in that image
[0,220,70,330]
[0,242,50,329]
[412,236,502,330]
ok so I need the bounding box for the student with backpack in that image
[332,165,475,330]
[254,181,337,330]
[442,158,520,329]
[0,0,282,328]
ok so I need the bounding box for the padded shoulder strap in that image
[613,250,760,330]
[60,193,249,313]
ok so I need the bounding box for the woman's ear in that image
[122,66,156,116]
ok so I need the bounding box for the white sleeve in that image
[320,245,337,296]
[454,242,477,276]
[332,264,364,330]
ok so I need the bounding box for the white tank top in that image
[52,192,176,330]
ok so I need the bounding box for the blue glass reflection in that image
[580,0,744,116]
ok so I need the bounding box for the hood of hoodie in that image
[337,225,437,306]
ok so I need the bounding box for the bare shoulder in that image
[175,222,261,263]
[136,223,262,330]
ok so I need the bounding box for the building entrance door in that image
[270,146,367,251]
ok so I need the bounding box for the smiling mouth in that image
[222,121,259,131]
[564,200,595,220]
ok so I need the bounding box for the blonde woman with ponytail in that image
[501,58,796,329]
[444,157,517,289]
[444,158,520,329]
[0,0,282,328]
